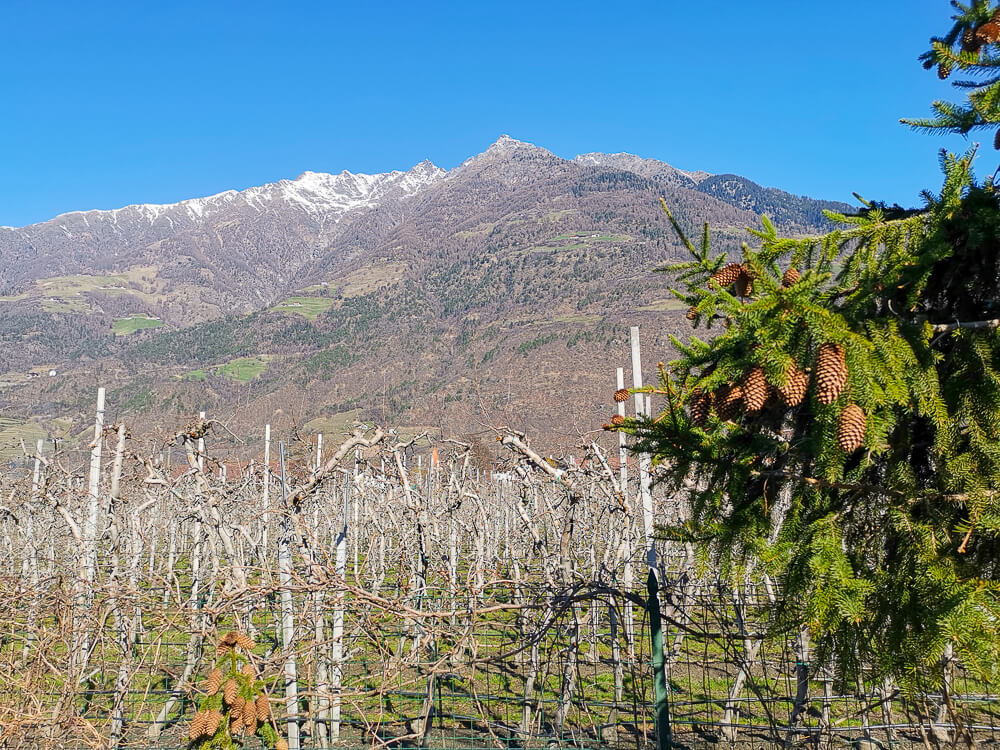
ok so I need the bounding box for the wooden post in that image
[31,438,42,497]
[263,424,271,553]
[629,327,656,575]
[197,410,206,472]
[329,475,349,740]
[278,443,300,750]
[78,386,106,673]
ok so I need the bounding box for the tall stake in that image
[278,443,300,750]
[78,386,106,674]
[629,327,656,575]
[263,424,271,553]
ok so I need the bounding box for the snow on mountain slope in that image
[2,160,446,233]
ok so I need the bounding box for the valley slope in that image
[0,136,851,458]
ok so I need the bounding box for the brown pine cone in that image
[610,414,626,426]
[837,404,867,452]
[778,362,809,407]
[217,631,239,656]
[976,20,1000,43]
[710,262,743,288]
[733,267,754,298]
[241,662,256,679]
[686,305,698,321]
[236,633,256,652]
[962,25,982,51]
[223,678,238,706]
[204,709,223,737]
[741,367,768,412]
[229,709,243,735]
[206,667,223,696]
[613,388,630,403]
[688,389,712,426]
[277,740,289,750]
[938,63,950,79]
[781,267,801,287]
[815,343,848,404]
[242,698,258,731]
[188,711,208,741]
[715,384,743,422]
[255,693,271,720]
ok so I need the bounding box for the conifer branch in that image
[929,317,1000,331]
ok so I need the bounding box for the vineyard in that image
[0,377,998,750]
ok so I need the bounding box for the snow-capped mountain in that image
[0,135,849,324]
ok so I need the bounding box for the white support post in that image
[197,410,206,472]
[278,443,300,750]
[263,425,271,552]
[616,368,628,494]
[31,438,43,498]
[630,326,657,576]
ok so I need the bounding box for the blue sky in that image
[0,1,977,227]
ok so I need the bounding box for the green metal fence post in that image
[647,569,672,750]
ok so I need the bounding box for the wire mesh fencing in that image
[0,419,996,749]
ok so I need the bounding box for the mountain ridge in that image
[0,136,854,452]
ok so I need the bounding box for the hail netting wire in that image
[0,425,996,749]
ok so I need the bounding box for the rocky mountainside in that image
[0,136,852,455]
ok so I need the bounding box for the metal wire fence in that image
[0,417,997,749]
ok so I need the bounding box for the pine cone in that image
[206,667,223,696]
[715,384,743,422]
[837,404,866,452]
[815,343,848,404]
[689,389,712,426]
[236,633,255,652]
[778,362,809,407]
[229,709,243,735]
[255,693,271,720]
[976,20,1000,43]
[686,305,698,321]
[610,414,625,426]
[223,678,238,706]
[733,266,754,297]
[241,663,256,679]
[188,711,208,741]
[243,698,258,731]
[962,26,982,51]
[277,740,289,750]
[781,267,801,287]
[613,388,630,403]
[938,63,950,79]
[741,367,768,412]
[217,631,239,656]
[710,263,743,287]
[204,709,223,737]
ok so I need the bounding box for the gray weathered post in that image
[278,443,300,750]
[629,327,656,574]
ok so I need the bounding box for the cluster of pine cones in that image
[187,631,286,750]
[959,9,1000,56]
[686,263,800,320]
[684,342,867,453]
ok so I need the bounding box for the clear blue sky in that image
[0,1,977,227]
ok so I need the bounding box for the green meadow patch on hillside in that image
[215,356,269,382]
[180,356,269,383]
[113,314,163,335]
[273,296,336,320]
